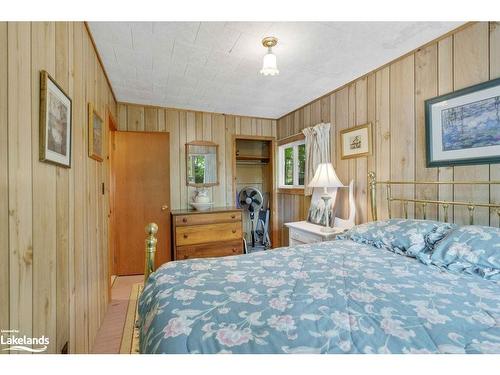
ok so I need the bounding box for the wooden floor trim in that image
[119,283,142,354]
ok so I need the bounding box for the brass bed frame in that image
[143,223,158,283]
[143,171,500,281]
[368,171,500,225]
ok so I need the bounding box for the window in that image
[278,139,306,188]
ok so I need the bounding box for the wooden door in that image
[113,131,171,275]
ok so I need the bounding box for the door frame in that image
[108,111,118,298]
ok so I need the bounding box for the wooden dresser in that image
[171,207,244,260]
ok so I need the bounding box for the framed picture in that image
[88,103,103,162]
[425,77,500,167]
[340,123,372,159]
[39,70,72,168]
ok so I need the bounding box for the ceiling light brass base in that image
[262,36,278,48]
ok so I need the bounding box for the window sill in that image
[278,187,305,195]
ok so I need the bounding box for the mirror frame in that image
[185,140,220,187]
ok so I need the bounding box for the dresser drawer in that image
[289,227,321,244]
[176,240,243,260]
[175,222,242,246]
[175,211,241,226]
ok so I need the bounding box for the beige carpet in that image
[92,275,143,354]
[120,283,142,354]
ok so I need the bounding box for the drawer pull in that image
[231,214,236,219]
[232,229,236,234]
[182,218,188,223]
[183,234,188,239]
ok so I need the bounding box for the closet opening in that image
[232,135,277,251]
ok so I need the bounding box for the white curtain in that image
[302,122,331,196]
[203,154,216,184]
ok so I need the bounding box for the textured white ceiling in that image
[88,22,463,119]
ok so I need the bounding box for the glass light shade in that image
[260,51,279,76]
[308,163,344,188]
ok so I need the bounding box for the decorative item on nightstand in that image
[307,163,344,232]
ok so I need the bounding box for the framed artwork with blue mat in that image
[425,77,500,167]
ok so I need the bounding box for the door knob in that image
[161,205,168,211]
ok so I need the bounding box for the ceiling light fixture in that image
[260,36,279,76]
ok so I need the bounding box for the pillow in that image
[429,225,500,281]
[340,219,457,260]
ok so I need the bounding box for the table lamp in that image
[308,163,344,232]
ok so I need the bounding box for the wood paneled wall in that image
[0,22,116,353]
[276,22,500,247]
[1,21,498,351]
[116,103,277,210]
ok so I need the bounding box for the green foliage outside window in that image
[284,147,293,185]
[298,144,305,186]
[187,155,206,184]
[194,156,205,183]
[281,143,306,187]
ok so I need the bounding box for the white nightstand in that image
[284,221,346,246]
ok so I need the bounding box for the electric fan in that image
[238,186,264,248]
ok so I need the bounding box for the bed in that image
[137,172,500,354]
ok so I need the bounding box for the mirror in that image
[186,141,219,187]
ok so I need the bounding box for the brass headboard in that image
[368,171,500,227]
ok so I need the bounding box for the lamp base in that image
[320,193,332,228]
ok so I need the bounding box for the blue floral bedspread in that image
[138,240,500,354]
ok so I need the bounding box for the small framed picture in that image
[88,103,103,162]
[39,70,72,168]
[425,77,500,167]
[340,123,372,159]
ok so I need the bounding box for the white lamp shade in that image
[308,163,344,188]
[260,52,279,76]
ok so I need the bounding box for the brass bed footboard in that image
[144,223,158,283]
[368,171,500,226]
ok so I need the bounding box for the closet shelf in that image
[235,155,270,162]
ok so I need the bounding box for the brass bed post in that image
[144,223,158,283]
[467,205,475,225]
[442,204,449,223]
[368,172,378,221]
[386,185,392,219]
[403,201,409,219]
